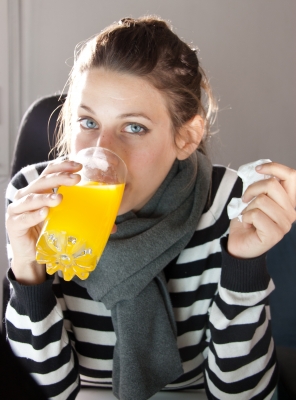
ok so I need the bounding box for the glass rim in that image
[74,146,127,183]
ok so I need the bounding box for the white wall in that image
[1,0,296,319]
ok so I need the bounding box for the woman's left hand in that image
[227,162,296,259]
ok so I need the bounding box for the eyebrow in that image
[79,104,96,114]
[117,113,152,122]
[79,105,152,122]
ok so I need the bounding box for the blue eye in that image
[125,124,146,134]
[80,118,98,129]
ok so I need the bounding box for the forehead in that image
[72,68,170,116]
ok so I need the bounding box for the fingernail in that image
[71,161,80,167]
[256,165,262,171]
[50,193,58,199]
[69,174,76,178]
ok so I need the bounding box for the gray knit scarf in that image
[74,151,212,400]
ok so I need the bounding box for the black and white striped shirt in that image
[5,162,278,399]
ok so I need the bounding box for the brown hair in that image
[56,16,217,156]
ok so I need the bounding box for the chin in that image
[117,199,141,216]
[117,189,146,215]
[117,187,135,215]
[117,196,132,216]
[117,207,128,216]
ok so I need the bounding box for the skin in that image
[70,69,185,214]
[228,163,296,258]
[5,68,296,285]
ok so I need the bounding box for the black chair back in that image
[11,94,66,177]
[2,94,66,334]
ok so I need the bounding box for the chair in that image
[10,94,66,178]
[267,222,296,399]
[2,94,296,399]
[2,94,66,335]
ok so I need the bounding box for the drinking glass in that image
[36,147,127,281]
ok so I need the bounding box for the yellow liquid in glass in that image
[36,182,125,281]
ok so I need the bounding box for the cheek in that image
[69,127,80,150]
[70,141,83,158]
[70,132,95,156]
[70,135,79,154]
[127,149,173,191]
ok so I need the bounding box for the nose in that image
[95,131,127,176]
[95,130,114,152]
[95,130,124,162]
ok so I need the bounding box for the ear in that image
[175,115,204,160]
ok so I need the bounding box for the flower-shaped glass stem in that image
[36,231,97,281]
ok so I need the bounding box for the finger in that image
[14,160,82,201]
[243,177,296,217]
[111,224,117,234]
[255,161,295,180]
[255,162,296,205]
[6,207,50,237]
[242,208,286,247]
[7,192,62,216]
[15,171,81,200]
[242,194,295,233]
[40,159,82,176]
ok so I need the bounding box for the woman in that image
[5,16,296,400]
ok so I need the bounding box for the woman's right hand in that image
[5,160,82,285]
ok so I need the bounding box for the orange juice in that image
[36,182,125,281]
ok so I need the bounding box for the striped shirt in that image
[5,162,278,400]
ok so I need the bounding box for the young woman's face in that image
[70,68,179,214]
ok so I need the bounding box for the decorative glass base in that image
[36,231,97,281]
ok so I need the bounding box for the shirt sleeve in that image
[203,236,278,399]
[5,163,80,399]
[5,270,80,399]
